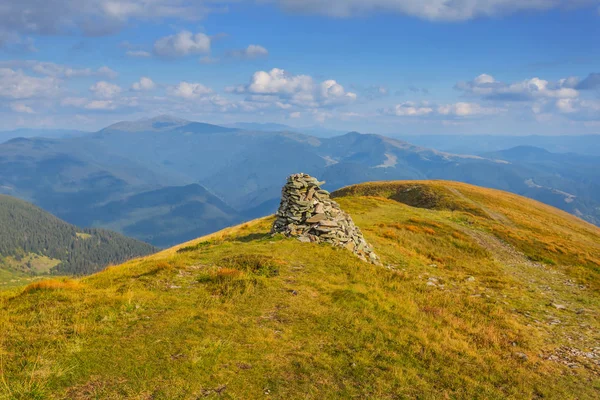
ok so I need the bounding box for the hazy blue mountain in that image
[398,134,600,156]
[0,128,88,144]
[2,115,600,247]
[482,146,600,225]
[0,137,176,215]
[224,122,295,132]
[224,122,349,137]
[68,184,243,248]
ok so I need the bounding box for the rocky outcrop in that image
[272,173,381,265]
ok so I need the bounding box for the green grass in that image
[1,181,599,399]
[0,254,61,275]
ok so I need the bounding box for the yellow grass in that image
[1,181,599,399]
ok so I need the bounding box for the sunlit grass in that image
[1,181,599,399]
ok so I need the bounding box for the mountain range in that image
[1,115,599,247]
[399,134,600,156]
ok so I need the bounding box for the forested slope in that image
[0,195,157,277]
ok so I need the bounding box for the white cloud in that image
[437,102,501,117]
[455,74,579,101]
[10,103,34,113]
[556,98,577,114]
[90,81,122,98]
[154,31,211,57]
[384,101,501,118]
[131,77,156,91]
[126,50,152,58]
[0,1,215,37]
[227,44,269,59]
[246,68,313,94]
[321,80,358,104]
[97,66,118,79]
[385,101,434,116]
[168,82,214,99]
[232,68,357,109]
[269,0,593,21]
[85,100,117,110]
[0,0,592,44]
[0,61,117,79]
[0,68,59,99]
[246,44,269,57]
[551,98,600,120]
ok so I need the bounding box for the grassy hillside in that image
[0,195,157,282]
[1,181,599,399]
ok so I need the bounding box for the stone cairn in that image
[271,173,381,265]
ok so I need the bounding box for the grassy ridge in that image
[1,181,599,399]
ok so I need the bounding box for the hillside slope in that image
[1,181,600,399]
[0,195,157,285]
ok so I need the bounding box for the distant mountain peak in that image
[100,115,192,133]
[144,115,190,125]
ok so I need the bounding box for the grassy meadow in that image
[1,181,599,399]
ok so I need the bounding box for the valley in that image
[2,116,599,248]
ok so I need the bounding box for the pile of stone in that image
[272,173,381,265]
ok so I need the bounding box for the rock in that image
[271,173,381,265]
[552,303,567,310]
[318,220,338,227]
[306,213,327,223]
[515,352,528,361]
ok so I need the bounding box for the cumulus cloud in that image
[168,82,214,99]
[89,81,122,98]
[383,100,501,118]
[226,45,269,59]
[268,0,593,21]
[542,98,600,121]
[385,101,434,116]
[0,68,60,99]
[230,68,357,109]
[153,31,211,57]
[437,102,501,117]
[455,74,579,101]
[131,77,156,91]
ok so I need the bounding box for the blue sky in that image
[0,0,599,135]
